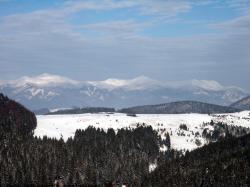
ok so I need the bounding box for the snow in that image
[25,88,59,100]
[191,79,224,91]
[149,162,157,172]
[35,111,250,151]
[211,111,250,128]
[49,107,73,113]
[6,73,81,88]
[88,76,162,91]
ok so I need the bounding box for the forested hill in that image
[0,93,36,135]
[0,92,250,185]
[119,101,240,114]
[0,93,168,185]
[144,133,250,186]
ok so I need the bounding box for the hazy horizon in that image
[0,0,250,91]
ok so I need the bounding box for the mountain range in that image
[0,73,248,110]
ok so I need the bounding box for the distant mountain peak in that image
[5,73,80,88]
[88,75,162,90]
[100,78,130,87]
[191,79,224,91]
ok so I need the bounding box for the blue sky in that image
[0,0,250,90]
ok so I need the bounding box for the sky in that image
[0,0,250,90]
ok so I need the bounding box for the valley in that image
[35,111,250,151]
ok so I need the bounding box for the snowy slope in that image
[35,111,250,151]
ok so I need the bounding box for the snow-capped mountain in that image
[0,73,248,110]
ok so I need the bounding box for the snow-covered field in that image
[35,111,250,151]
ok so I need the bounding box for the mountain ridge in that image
[230,95,250,110]
[0,74,248,110]
[119,100,240,114]
[45,100,240,115]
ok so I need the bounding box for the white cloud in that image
[212,14,250,33]
[63,0,192,18]
[81,20,150,38]
[0,0,195,38]
[225,0,250,13]
[136,0,191,17]
[0,0,250,91]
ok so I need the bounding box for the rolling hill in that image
[119,101,240,114]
